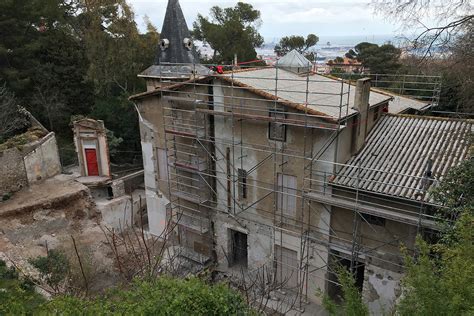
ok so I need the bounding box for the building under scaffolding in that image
[130,0,471,314]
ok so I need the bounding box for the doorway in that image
[85,148,99,176]
[328,250,365,303]
[229,229,248,268]
[275,245,298,289]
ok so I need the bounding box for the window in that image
[277,173,297,221]
[268,109,286,141]
[229,229,248,267]
[238,169,247,200]
[361,213,385,226]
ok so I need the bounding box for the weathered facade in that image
[72,118,111,179]
[130,0,467,314]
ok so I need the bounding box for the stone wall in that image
[0,132,61,197]
[0,147,28,197]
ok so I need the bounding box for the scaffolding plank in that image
[165,129,196,137]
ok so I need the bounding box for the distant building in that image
[327,57,363,73]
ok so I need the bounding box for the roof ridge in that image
[386,113,474,123]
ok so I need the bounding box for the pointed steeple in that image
[139,0,210,80]
[157,0,196,64]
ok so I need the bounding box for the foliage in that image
[372,0,473,58]
[320,265,369,316]
[193,2,264,63]
[38,277,255,315]
[0,0,94,133]
[0,84,30,142]
[0,259,45,315]
[397,157,474,315]
[274,34,319,60]
[345,42,401,74]
[431,158,474,218]
[0,0,156,163]
[330,67,347,75]
[397,214,474,316]
[90,95,140,163]
[78,0,158,97]
[29,249,70,292]
[0,127,47,152]
[437,22,474,113]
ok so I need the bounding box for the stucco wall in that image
[96,189,146,231]
[24,132,61,184]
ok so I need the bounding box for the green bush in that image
[29,249,69,290]
[41,277,255,315]
[0,259,45,315]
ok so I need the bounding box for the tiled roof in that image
[223,68,392,120]
[332,114,473,202]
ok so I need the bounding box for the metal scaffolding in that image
[149,62,448,311]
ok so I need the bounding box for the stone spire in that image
[139,0,210,80]
[157,0,196,64]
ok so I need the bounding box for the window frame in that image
[268,108,287,142]
[237,168,248,200]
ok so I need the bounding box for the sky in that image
[127,0,404,42]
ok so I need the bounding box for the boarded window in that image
[238,169,247,200]
[275,245,298,288]
[277,173,297,221]
[157,148,168,181]
[268,109,286,141]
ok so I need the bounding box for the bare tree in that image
[100,202,184,281]
[372,0,473,59]
[0,84,30,140]
[32,85,65,132]
[224,263,302,314]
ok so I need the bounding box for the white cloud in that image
[128,0,400,39]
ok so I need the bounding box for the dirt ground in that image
[0,174,121,293]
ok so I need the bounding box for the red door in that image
[85,149,99,176]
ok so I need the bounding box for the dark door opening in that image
[328,251,365,303]
[229,229,248,268]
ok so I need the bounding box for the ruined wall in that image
[23,132,61,184]
[330,206,416,268]
[1,132,61,197]
[329,204,416,313]
[363,263,403,315]
[96,190,146,230]
[0,147,28,196]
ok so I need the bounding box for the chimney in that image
[353,77,371,152]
